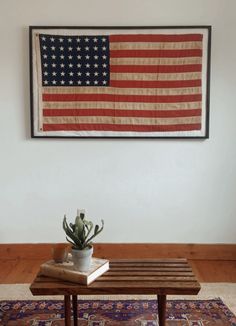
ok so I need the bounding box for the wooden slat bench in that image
[30,258,201,326]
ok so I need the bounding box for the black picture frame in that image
[29,26,211,139]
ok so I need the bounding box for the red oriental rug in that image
[0,299,236,325]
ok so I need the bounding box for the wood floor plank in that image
[0,260,18,283]
[2,259,43,283]
[190,260,236,282]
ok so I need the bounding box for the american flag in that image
[33,31,205,137]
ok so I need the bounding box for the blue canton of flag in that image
[39,34,110,87]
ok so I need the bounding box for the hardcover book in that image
[40,256,109,285]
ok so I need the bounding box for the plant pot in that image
[71,246,93,272]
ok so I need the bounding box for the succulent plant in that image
[63,211,104,250]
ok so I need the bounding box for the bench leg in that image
[157,294,166,326]
[64,295,71,326]
[72,295,78,326]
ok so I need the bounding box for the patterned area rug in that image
[0,299,236,325]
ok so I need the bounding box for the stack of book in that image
[40,256,109,285]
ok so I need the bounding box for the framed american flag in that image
[29,26,211,138]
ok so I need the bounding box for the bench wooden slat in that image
[105,271,194,276]
[96,276,197,282]
[110,263,189,267]
[88,281,199,288]
[109,267,192,272]
[110,259,187,263]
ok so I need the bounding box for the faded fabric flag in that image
[31,29,208,137]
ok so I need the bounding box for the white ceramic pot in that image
[71,246,93,272]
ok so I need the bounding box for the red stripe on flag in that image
[42,93,202,103]
[109,34,203,42]
[43,108,201,118]
[110,79,202,88]
[110,49,202,58]
[43,123,201,132]
[110,64,202,73]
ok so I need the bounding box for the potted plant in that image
[63,210,104,272]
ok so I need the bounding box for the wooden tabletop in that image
[30,258,200,296]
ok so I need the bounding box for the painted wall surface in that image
[0,0,236,243]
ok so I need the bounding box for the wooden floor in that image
[1,243,235,283]
[0,258,236,283]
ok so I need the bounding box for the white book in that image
[40,256,109,285]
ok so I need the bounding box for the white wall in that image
[0,0,236,243]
